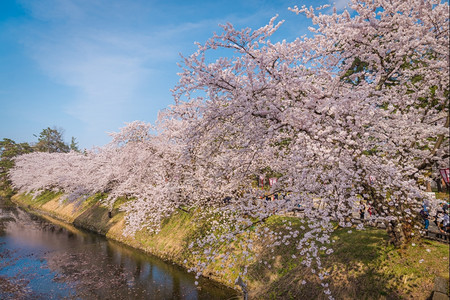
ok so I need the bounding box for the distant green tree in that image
[70,136,80,152]
[0,138,33,196]
[34,127,70,153]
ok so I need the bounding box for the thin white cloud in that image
[16,0,176,144]
[12,0,319,147]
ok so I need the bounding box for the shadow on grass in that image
[248,225,408,299]
[72,202,121,235]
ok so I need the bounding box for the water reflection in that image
[0,197,237,299]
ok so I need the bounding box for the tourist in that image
[359,201,365,220]
[368,204,373,217]
[419,207,429,230]
[442,212,449,233]
[440,202,448,214]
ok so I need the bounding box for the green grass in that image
[331,227,388,264]
[435,192,449,201]
[251,224,449,299]
[134,208,196,256]
[16,190,63,207]
[82,193,107,209]
[112,195,133,210]
[0,186,15,199]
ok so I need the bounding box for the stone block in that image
[435,276,449,294]
[432,291,449,300]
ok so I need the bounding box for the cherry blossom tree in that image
[7,0,449,297]
[170,0,449,291]
[102,120,191,235]
[10,120,197,235]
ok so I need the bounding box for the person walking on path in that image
[442,212,449,233]
[420,207,430,230]
[359,201,366,220]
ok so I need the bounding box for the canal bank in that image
[8,191,450,299]
[9,192,241,296]
[0,195,237,299]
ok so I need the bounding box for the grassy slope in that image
[256,222,449,299]
[11,192,449,299]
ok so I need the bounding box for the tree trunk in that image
[386,220,410,247]
[426,181,432,192]
[436,178,442,193]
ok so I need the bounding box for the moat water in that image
[0,197,237,299]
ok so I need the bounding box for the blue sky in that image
[0,0,349,149]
